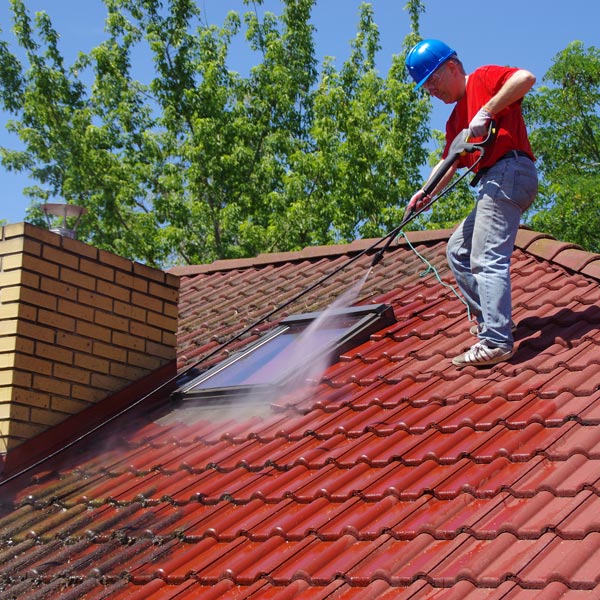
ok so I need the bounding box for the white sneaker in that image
[470,320,517,336]
[452,342,515,367]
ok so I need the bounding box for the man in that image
[405,39,538,367]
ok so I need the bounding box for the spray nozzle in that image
[371,249,384,267]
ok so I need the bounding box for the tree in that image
[0,0,430,267]
[0,0,166,263]
[273,1,430,246]
[524,41,600,253]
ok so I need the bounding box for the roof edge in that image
[515,227,600,281]
[168,228,456,277]
[168,226,600,282]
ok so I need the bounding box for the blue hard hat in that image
[405,39,457,88]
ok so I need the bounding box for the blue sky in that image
[1,0,598,224]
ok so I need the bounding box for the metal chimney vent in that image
[41,203,87,239]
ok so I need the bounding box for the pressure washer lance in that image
[371,121,497,267]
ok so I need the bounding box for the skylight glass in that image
[177,303,395,400]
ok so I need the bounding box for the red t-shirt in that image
[443,65,535,172]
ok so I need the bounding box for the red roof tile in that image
[1,226,600,598]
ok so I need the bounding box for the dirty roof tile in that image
[2,227,600,597]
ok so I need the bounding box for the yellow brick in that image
[49,396,90,416]
[92,340,127,362]
[116,269,147,293]
[0,270,23,288]
[90,372,128,392]
[149,280,179,303]
[162,331,178,347]
[0,353,15,369]
[113,300,145,322]
[16,303,37,322]
[0,285,21,303]
[56,331,93,354]
[0,402,11,419]
[2,222,26,238]
[42,244,79,270]
[1,433,11,452]
[94,309,128,332]
[36,341,74,365]
[61,234,98,259]
[19,252,60,278]
[1,253,24,271]
[131,290,162,313]
[133,261,166,283]
[61,266,97,291]
[109,362,148,381]
[96,279,130,302]
[0,303,20,320]
[0,335,33,354]
[40,277,78,301]
[0,425,8,453]
[112,330,145,352]
[23,223,58,247]
[78,288,113,312]
[0,319,19,336]
[15,353,54,376]
[18,286,58,311]
[147,311,178,333]
[37,308,76,332]
[146,340,176,361]
[0,269,39,290]
[127,350,162,371]
[33,374,71,396]
[58,298,94,323]
[163,302,179,320]
[129,320,162,343]
[6,370,31,388]
[7,402,31,421]
[0,235,25,256]
[29,406,66,427]
[11,387,51,409]
[70,384,108,403]
[73,352,109,374]
[5,419,45,443]
[12,321,55,344]
[98,249,133,272]
[75,320,111,342]
[0,371,14,386]
[53,362,91,385]
[80,257,115,282]
[22,235,43,256]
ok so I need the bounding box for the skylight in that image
[176,303,395,402]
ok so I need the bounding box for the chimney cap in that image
[41,203,87,239]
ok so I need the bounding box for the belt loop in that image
[470,170,484,187]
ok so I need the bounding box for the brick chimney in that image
[0,223,179,454]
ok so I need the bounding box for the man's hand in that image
[468,107,494,138]
[404,189,431,220]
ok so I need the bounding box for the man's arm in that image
[469,69,536,140]
[405,160,458,217]
[482,69,536,117]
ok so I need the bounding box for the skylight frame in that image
[176,303,395,402]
